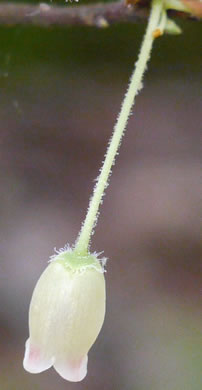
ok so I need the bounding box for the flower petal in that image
[23,338,54,374]
[54,354,88,382]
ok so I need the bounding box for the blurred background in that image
[0,1,201,389]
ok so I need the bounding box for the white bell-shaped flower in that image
[23,248,106,382]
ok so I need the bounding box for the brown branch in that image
[0,2,197,28]
[0,2,148,28]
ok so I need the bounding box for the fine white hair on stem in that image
[75,0,163,255]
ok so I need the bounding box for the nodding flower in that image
[23,248,106,382]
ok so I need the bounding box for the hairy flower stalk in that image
[75,0,164,254]
[24,0,165,382]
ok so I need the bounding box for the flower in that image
[23,248,106,382]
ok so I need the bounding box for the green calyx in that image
[51,249,104,273]
[164,0,191,13]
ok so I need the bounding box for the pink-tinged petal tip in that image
[23,339,54,374]
[54,355,88,382]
